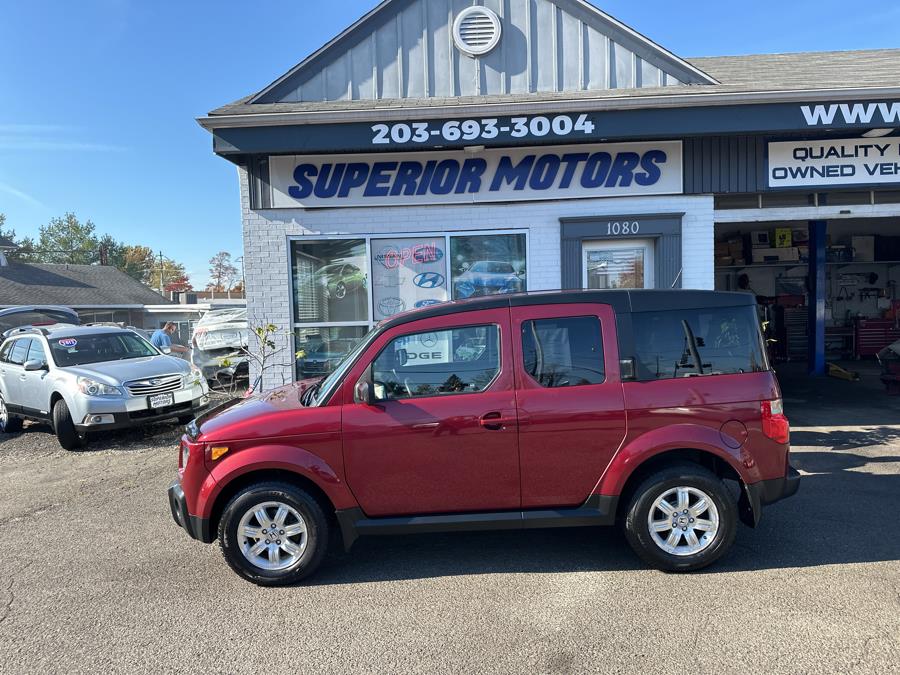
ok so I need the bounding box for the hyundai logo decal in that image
[413,272,445,289]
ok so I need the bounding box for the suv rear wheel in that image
[218,482,329,586]
[0,393,23,433]
[52,399,85,451]
[624,464,736,572]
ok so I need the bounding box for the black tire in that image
[624,463,736,573]
[0,392,23,433]
[52,399,85,451]
[218,482,329,586]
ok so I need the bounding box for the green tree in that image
[0,213,35,261]
[32,212,99,264]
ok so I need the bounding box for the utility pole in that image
[157,250,165,294]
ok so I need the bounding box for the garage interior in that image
[713,190,900,397]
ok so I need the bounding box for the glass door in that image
[583,240,655,290]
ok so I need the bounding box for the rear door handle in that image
[479,412,517,430]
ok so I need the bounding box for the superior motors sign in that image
[269,141,682,208]
[769,137,900,188]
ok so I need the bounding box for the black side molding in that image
[335,495,618,551]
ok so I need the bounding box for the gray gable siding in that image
[255,0,707,104]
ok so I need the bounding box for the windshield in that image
[310,326,379,406]
[50,332,159,367]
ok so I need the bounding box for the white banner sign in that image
[270,141,683,208]
[768,137,900,188]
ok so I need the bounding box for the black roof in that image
[381,289,754,330]
[0,262,171,308]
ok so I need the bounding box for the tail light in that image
[761,399,790,444]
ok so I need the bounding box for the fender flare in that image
[198,443,356,519]
[595,423,762,497]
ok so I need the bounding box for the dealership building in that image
[199,0,900,390]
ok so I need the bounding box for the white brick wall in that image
[238,166,715,389]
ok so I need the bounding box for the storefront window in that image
[371,238,448,320]
[292,240,368,324]
[449,234,527,299]
[295,326,370,381]
[290,232,528,383]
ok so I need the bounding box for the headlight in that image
[188,369,203,387]
[77,377,121,397]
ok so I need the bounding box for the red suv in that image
[168,290,798,586]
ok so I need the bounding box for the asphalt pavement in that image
[1,400,898,674]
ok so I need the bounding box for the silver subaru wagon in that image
[0,325,209,450]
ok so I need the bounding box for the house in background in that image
[0,260,173,325]
[0,259,246,344]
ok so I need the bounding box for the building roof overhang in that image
[198,84,900,131]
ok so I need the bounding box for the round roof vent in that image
[453,7,502,58]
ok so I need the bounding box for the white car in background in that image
[191,308,250,385]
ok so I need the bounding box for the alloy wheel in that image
[647,486,720,557]
[237,501,308,571]
[0,395,7,431]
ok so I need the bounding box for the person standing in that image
[151,322,189,355]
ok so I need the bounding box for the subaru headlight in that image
[77,377,121,397]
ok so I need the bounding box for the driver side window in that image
[371,325,500,401]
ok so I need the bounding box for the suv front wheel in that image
[218,482,329,586]
[624,464,736,572]
[52,399,85,451]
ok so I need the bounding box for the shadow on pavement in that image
[310,450,900,586]
[792,427,900,450]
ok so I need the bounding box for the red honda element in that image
[168,290,799,586]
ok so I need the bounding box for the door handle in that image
[411,422,440,431]
[479,412,516,430]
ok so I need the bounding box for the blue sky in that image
[1,0,898,285]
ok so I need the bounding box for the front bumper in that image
[740,466,801,527]
[168,480,213,543]
[74,389,209,432]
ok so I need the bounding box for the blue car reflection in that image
[453,261,525,298]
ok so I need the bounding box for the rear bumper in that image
[168,480,213,543]
[740,466,801,527]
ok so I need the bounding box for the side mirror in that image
[162,347,172,355]
[354,379,375,405]
[619,358,637,382]
[24,360,48,372]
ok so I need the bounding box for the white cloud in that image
[0,124,127,153]
[0,181,47,208]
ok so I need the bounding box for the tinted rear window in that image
[632,305,768,380]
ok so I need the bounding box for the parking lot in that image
[1,386,899,674]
